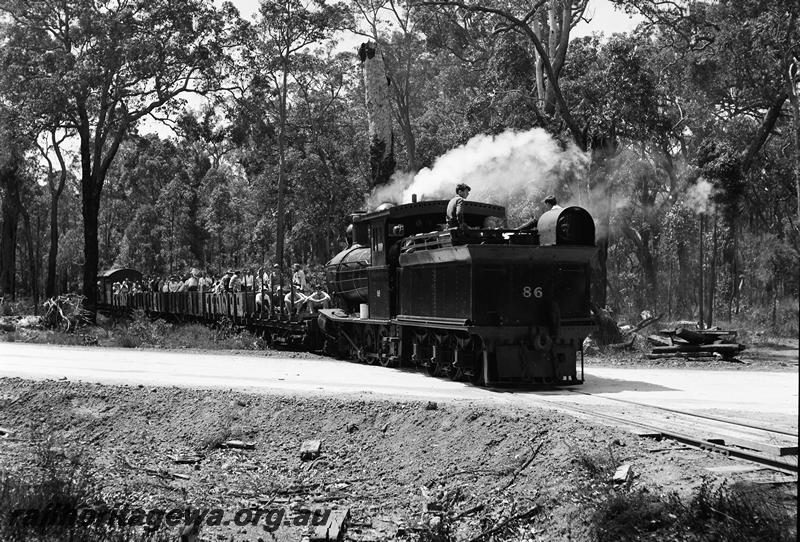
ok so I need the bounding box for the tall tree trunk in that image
[788,60,800,241]
[698,213,705,328]
[0,197,19,299]
[20,209,38,313]
[359,41,396,188]
[0,161,23,300]
[708,212,718,327]
[46,192,60,297]
[532,19,545,105]
[82,192,100,311]
[43,131,68,298]
[276,64,288,288]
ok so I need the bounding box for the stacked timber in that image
[646,327,745,360]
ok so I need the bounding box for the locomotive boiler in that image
[318,199,596,386]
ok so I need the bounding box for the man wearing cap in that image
[446,183,471,228]
[517,195,564,230]
[544,195,563,212]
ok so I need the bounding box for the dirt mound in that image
[0,378,795,541]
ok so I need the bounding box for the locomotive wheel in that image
[363,326,377,365]
[470,358,485,386]
[424,354,440,377]
[379,355,394,368]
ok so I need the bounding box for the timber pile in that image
[646,327,745,360]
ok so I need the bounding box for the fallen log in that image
[628,313,664,335]
[646,352,714,360]
[675,327,712,345]
[652,344,745,354]
[604,336,636,350]
[647,334,672,347]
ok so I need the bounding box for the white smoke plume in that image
[367,128,589,218]
[684,178,716,214]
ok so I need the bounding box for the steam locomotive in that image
[318,199,596,385]
[98,198,596,386]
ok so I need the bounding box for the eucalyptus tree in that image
[0,0,242,311]
[243,0,351,272]
[35,130,74,298]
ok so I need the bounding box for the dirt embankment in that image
[0,378,795,542]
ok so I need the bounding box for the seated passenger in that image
[255,290,272,312]
[305,286,331,313]
[284,289,307,315]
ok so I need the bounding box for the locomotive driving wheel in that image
[361,325,378,364]
[377,326,396,367]
[450,334,471,382]
[424,331,441,377]
[467,336,488,386]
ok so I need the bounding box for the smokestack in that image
[412,193,417,203]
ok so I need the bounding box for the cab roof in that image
[353,200,506,223]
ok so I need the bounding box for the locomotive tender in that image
[319,199,597,386]
[98,198,596,387]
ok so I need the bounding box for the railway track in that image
[536,390,799,476]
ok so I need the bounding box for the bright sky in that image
[228,0,641,38]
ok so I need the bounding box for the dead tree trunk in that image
[358,41,395,188]
[0,160,23,300]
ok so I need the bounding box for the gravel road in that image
[2,342,796,431]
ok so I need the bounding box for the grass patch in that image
[591,480,796,542]
[575,445,620,482]
[0,298,35,317]
[112,311,267,351]
[0,433,171,541]
[0,328,99,346]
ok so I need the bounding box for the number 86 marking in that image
[522,286,543,298]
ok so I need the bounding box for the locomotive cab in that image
[324,200,505,317]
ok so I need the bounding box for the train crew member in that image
[305,286,331,313]
[446,183,471,228]
[517,194,564,230]
[292,263,307,293]
[544,195,563,212]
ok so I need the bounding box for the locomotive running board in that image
[317,309,391,326]
[395,315,471,329]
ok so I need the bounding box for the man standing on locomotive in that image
[544,195,563,212]
[446,183,471,228]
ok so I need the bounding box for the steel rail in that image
[536,398,798,476]
[566,389,799,438]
